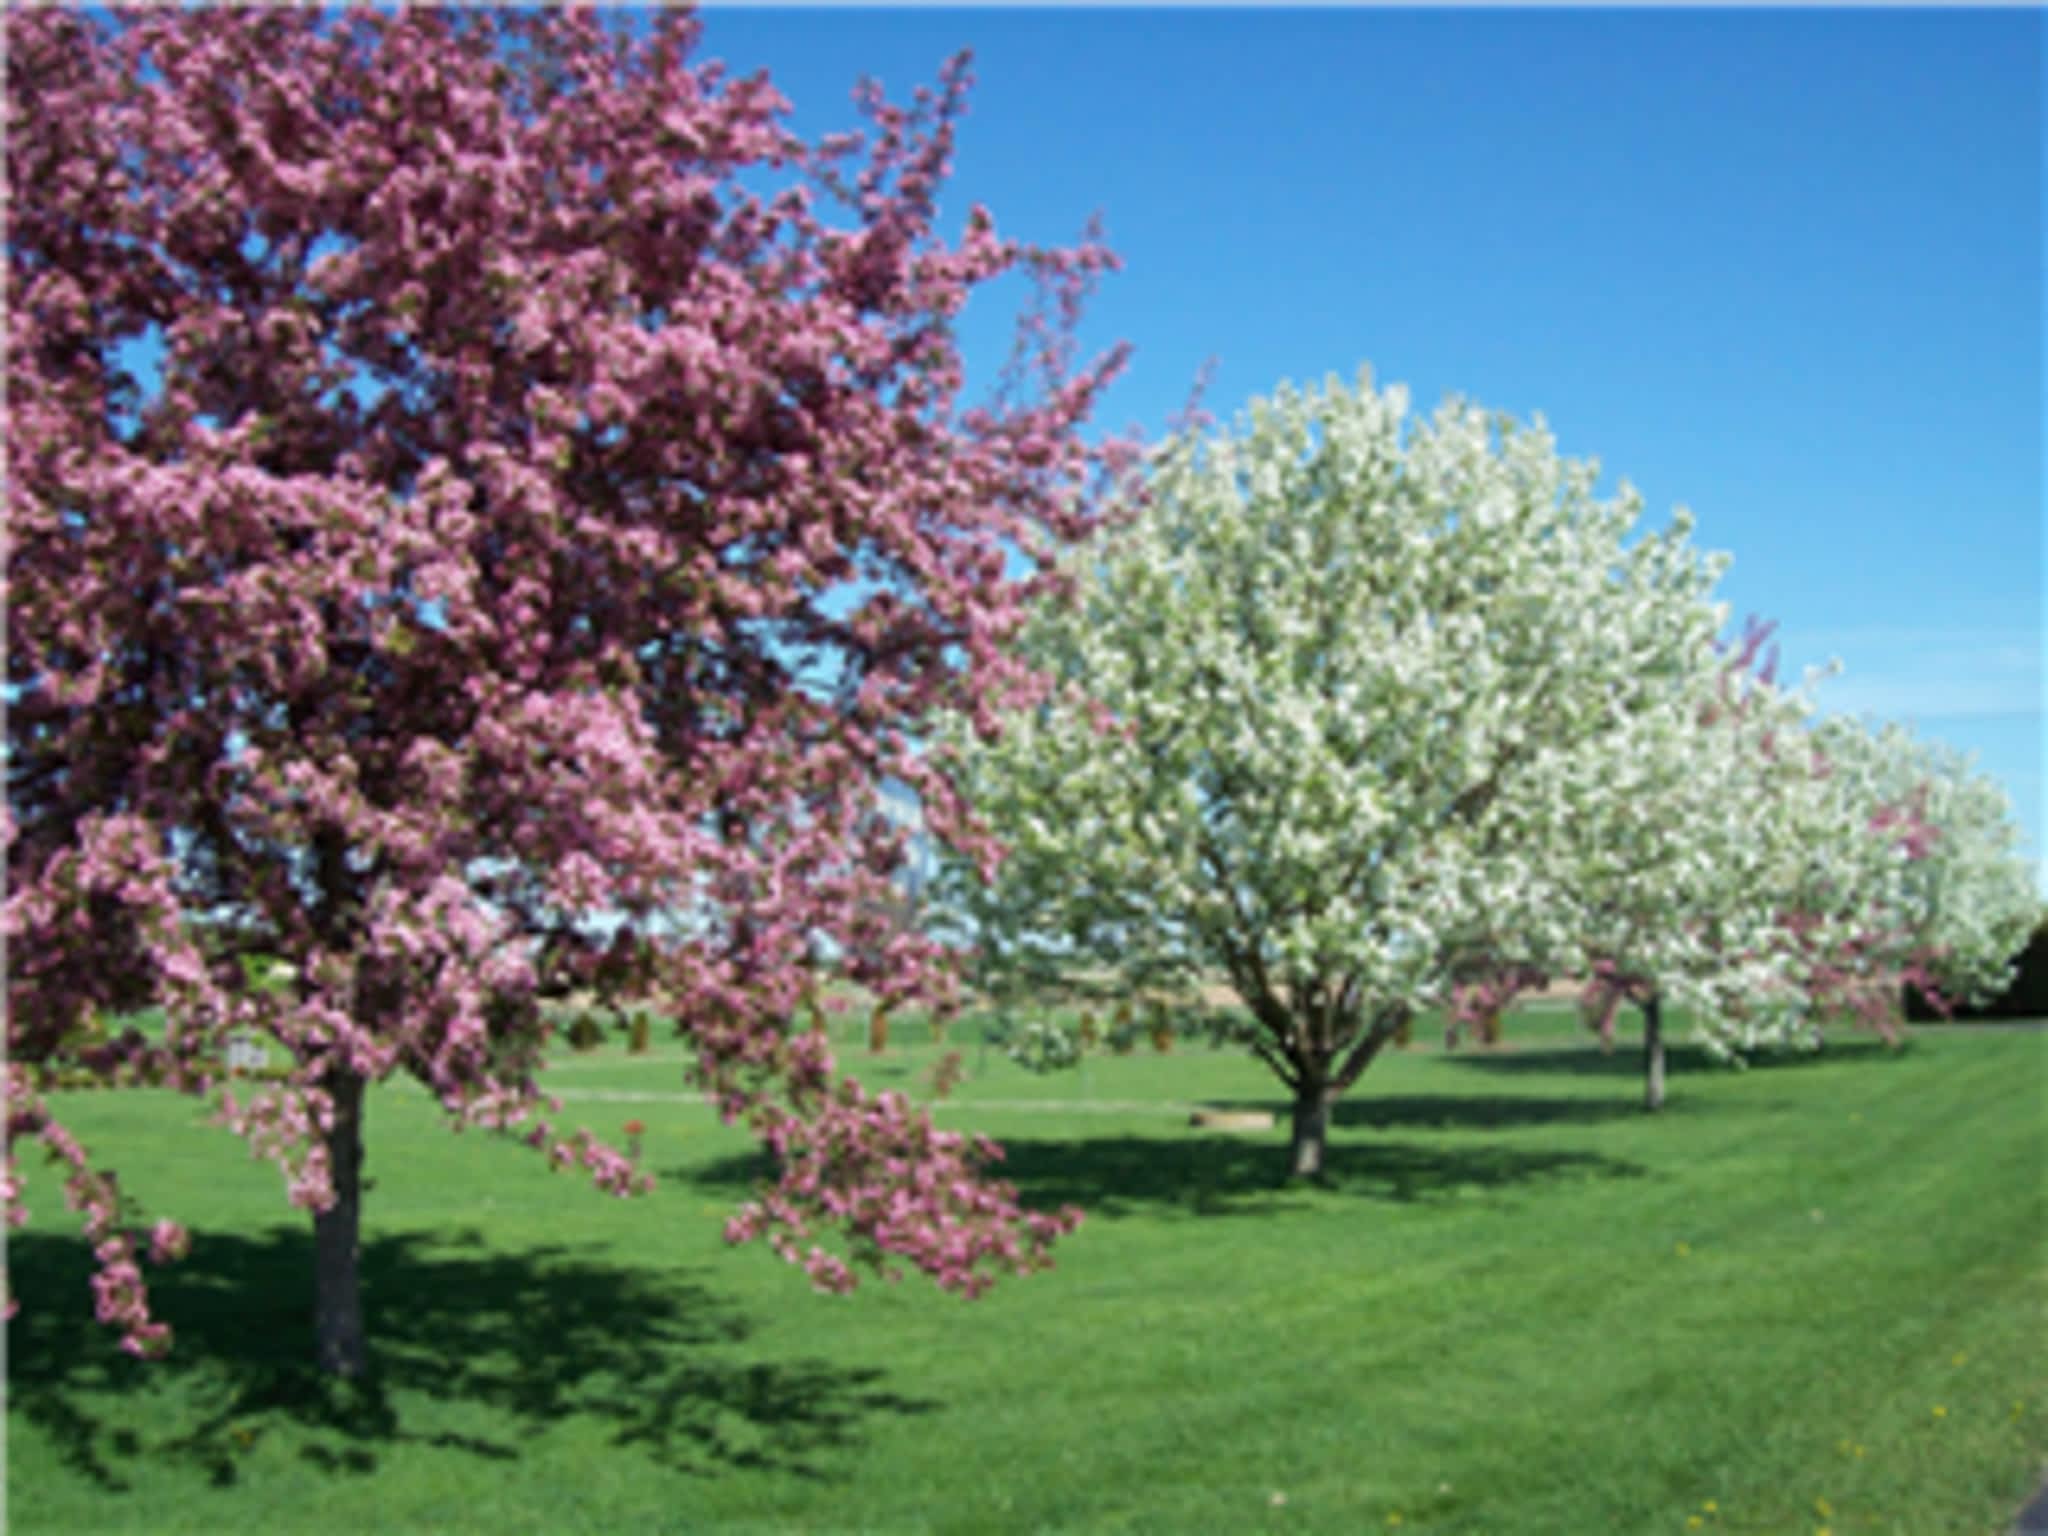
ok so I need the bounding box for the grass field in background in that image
[9,1006,2045,1534]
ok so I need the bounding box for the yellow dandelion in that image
[1951,1351,1968,1366]
[1816,1527,1832,1536]
[2015,1400,2028,1418]
[1702,1500,1717,1513]
[1814,1497,1832,1518]
[1387,1515,1404,1529]
[1687,1519,1703,1531]
[1931,1404,1947,1419]
[1852,1444,1866,1459]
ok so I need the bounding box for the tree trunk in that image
[313,1067,368,1377]
[1289,1088,1331,1181]
[1642,994,1665,1113]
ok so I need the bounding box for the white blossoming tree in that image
[1785,715,2039,1021]
[1557,624,1858,1107]
[935,369,1742,1178]
[1570,657,2040,1107]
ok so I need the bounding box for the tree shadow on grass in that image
[1198,1093,1650,1133]
[681,1133,1644,1223]
[7,1227,936,1494]
[1440,1036,1906,1082]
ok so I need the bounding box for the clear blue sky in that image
[692,5,2044,887]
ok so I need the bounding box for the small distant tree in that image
[937,370,1734,1179]
[1571,637,2037,1107]
[1442,961,1549,1050]
[1778,716,2039,1032]
[1557,617,1838,1108]
[5,8,1128,1372]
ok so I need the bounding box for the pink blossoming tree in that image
[6,6,1124,1375]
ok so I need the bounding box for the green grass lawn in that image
[9,1007,2045,1535]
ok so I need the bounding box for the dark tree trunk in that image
[313,1066,368,1377]
[1289,1088,1331,1181]
[1642,994,1665,1113]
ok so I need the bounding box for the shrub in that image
[1906,913,2048,1021]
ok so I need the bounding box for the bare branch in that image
[1332,1006,1407,1094]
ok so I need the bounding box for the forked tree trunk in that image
[1642,995,1666,1113]
[1289,1089,1332,1181]
[313,1067,368,1377]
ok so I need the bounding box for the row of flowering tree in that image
[12,6,2036,1379]
[5,7,1131,1372]
[933,369,2039,1172]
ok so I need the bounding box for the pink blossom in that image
[149,1220,191,1265]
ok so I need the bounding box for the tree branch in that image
[1331,1005,1407,1093]
[1247,1032,1301,1093]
